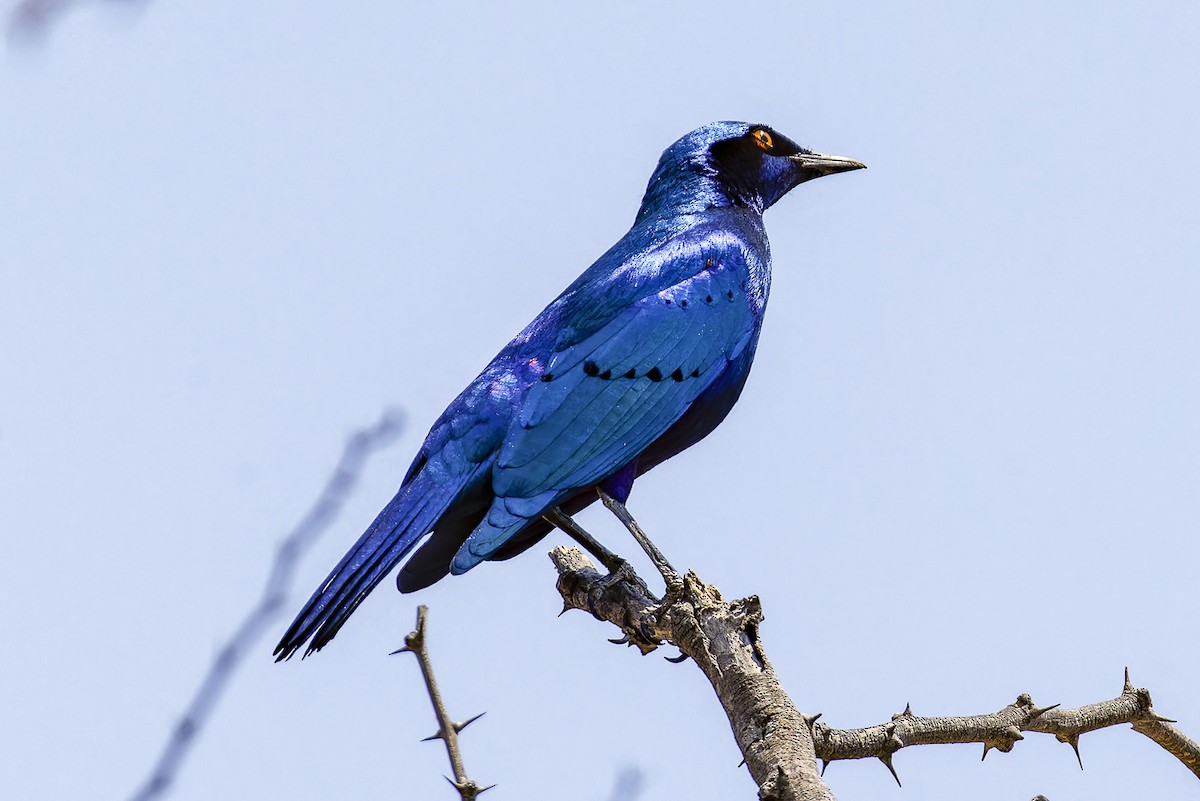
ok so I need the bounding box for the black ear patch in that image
[710,135,767,174]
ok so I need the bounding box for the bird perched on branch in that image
[275,121,863,659]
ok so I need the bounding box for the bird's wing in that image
[492,247,759,504]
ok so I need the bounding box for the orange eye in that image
[751,129,774,151]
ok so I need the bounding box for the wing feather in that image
[493,255,755,501]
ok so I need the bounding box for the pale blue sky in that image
[2,3,1197,800]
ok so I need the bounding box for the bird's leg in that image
[543,507,627,575]
[597,489,684,597]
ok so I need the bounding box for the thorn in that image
[1030,703,1060,720]
[665,651,689,664]
[1067,734,1083,769]
[1148,711,1178,723]
[445,776,494,795]
[454,712,486,733]
[422,731,444,742]
[820,760,829,776]
[389,645,413,655]
[737,757,746,768]
[1123,666,1133,692]
[608,635,631,646]
[982,743,992,761]
[800,712,823,736]
[879,753,901,787]
[903,702,913,716]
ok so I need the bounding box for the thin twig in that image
[392,606,492,799]
[127,411,403,801]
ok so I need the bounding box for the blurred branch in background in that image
[127,411,403,801]
[603,766,645,801]
[7,0,146,45]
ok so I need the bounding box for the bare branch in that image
[1030,668,1200,778]
[550,545,836,801]
[127,411,403,801]
[813,695,1057,780]
[1133,719,1200,779]
[813,668,1200,781]
[551,545,1200,797]
[392,606,492,800]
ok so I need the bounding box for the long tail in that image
[273,469,447,660]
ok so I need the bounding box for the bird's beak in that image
[788,152,867,179]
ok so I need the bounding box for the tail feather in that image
[273,472,446,660]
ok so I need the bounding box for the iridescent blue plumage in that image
[275,121,863,659]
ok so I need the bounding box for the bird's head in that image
[637,121,864,221]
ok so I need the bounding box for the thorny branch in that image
[127,411,403,801]
[812,669,1199,783]
[813,695,1059,783]
[550,545,1199,800]
[392,606,491,800]
[1029,670,1200,778]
